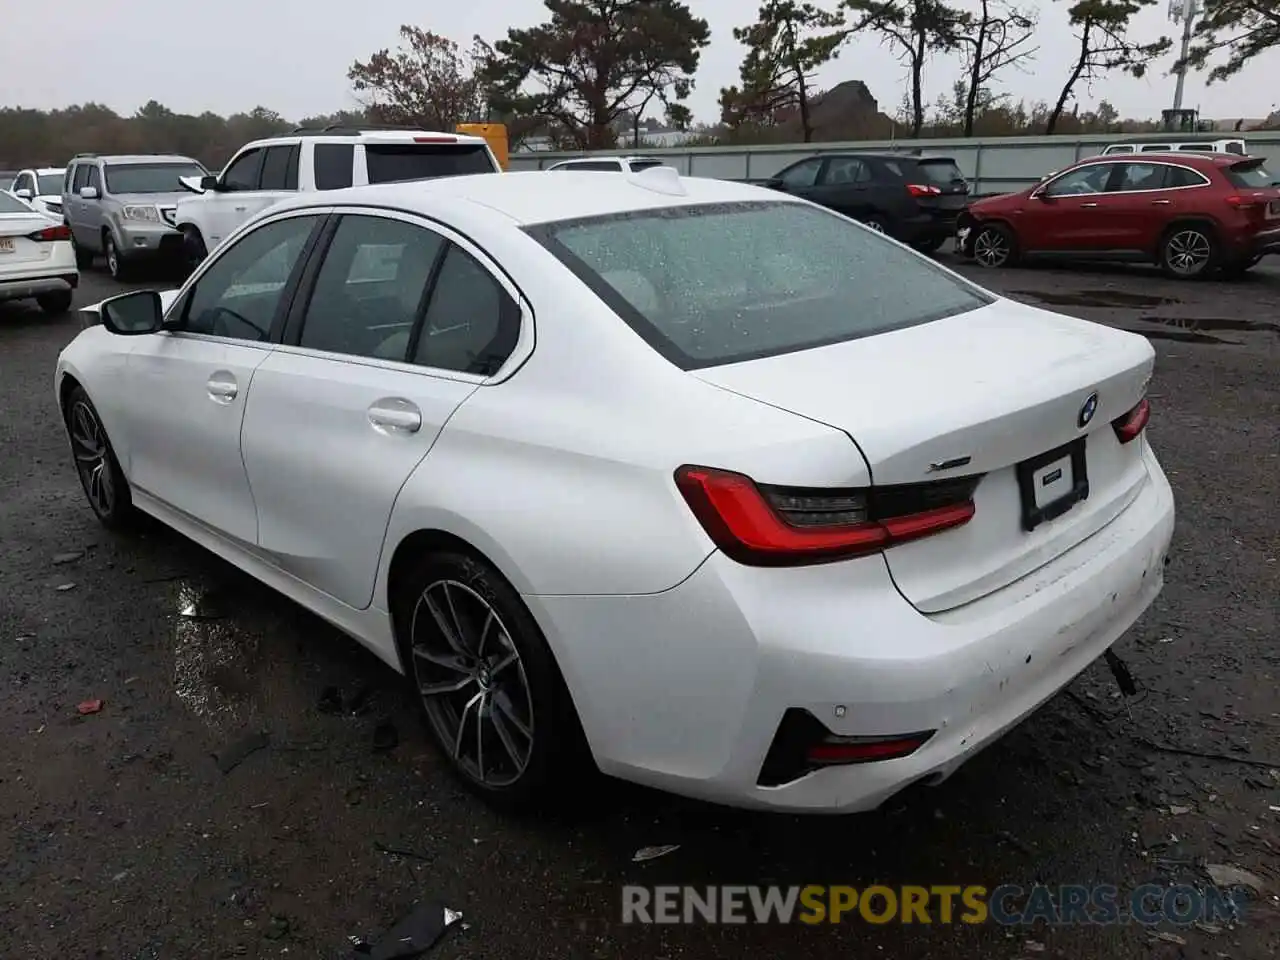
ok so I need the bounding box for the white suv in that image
[546,155,668,173]
[174,125,501,264]
[1099,138,1247,156]
[9,167,67,219]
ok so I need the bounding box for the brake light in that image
[1225,195,1263,209]
[413,135,457,143]
[757,708,936,786]
[674,466,978,566]
[907,183,942,197]
[807,734,933,764]
[28,224,71,241]
[1112,398,1150,444]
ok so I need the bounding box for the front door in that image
[240,210,525,609]
[1019,163,1119,252]
[122,212,323,543]
[201,147,267,248]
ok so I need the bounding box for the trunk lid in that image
[693,299,1155,613]
[0,213,60,268]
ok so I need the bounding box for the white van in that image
[1099,138,1247,156]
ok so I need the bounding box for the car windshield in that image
[364,143,496,183]
[526,200,992,370]
[37,174,64,195]
[1225,161,1279,188]
[0,191,32,214]
[104,163,206,194]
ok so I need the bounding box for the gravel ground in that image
[2,255,1278,960]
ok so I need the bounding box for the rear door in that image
[807,156,873,218]
[1101,161,1202,252]
[239,208,524,608]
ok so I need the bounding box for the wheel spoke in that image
[476,610,495,659]
[419,675,475,696]
[453,690,483,759]
[441,583,470,655]
[475,694,486,781]
[488,702,525,772]
[422,590,466,655]
[491,687,531,741]
[413,647,471,675]
[489,650,518,677]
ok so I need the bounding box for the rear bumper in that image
[0,272,78,302]
[900,213,960,246]
[529,442,1174,813]
[1245,224,1280,258]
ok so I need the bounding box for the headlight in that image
[122,205,160,222]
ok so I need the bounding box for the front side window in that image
[181,215,317,340]
[1044,165,1112,196]
[104,162,205,194]
[221,150,262,191]
[87,167,102,192]
[297,215,445,361]
[777,158,823,188]
[72,165,90,191]
[526,200,990,370]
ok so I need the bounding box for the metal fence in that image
[507,132,1280,195]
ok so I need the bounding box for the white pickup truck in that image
[174,125,501,266]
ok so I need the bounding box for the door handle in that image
[234,206,247,212]
[1150,199,1171,205]
[368,398,422,434]
[207,373,237,403]
[1080,202,1099,208]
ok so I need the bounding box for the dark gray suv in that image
[62,153,208,279]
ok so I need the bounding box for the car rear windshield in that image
[1224,160,1279,188]
[914,158,966,184]
[37,174,64,195]
[105,163,206,194]
[364,143,497,183]
[0,191,31,214]
[526,200,992,370]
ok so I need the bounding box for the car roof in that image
[1077,151,1246,167]
[242,130,488,150]
[36,167,64,175]
[78,155,200,165]
[267,170,783,225]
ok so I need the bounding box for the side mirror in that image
[200,175,220,192]
[14,188,32,200]
[100,290,164,336]
[80,186,99,200]
[762,177,785,191]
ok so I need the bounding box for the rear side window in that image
[259,144,300,190]
[527,200,991,370]
[1225,141,1245,155]
[1224,161,1278,189]
[364,143,496,183]
[314,143,354,190]
[1162,165,1208,188]
[915,159,966,185]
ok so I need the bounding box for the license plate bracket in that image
[1016,437,1089,532]
[0,237,14,253]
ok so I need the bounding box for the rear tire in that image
[971,222,1018,268]
[63,385,135,530]
[393,549,595,813]
[37,290,74,315]
[70,229,93,269]
[862,215,889,235]
[1158,224,1217,280]
[181,225,208,273]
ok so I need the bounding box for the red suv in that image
[956,152,1280,279]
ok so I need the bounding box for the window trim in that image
[1038,160,1211,197]
[271,204,534,384]
[162,208,332,345]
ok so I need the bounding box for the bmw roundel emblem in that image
[1078,392,1099,428]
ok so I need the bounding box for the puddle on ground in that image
[1140,315,1279,335]
[172,581,263,730]
[1012,289,1178,309]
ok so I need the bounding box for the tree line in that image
[3,0,1277,168]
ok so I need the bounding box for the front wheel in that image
[104,232,129,280]
[1158,225,1217,280]
[912,237,945,255]
[861,215,889,235]
[971,222,1018,268]
[181,225,208,273]
[63,385,135,529]
[394,550,593,812]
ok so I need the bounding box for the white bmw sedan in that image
[57,168,1174,813]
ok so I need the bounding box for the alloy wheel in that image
[410,579,535,788]
[1165,230,1211,276]
[69,400,114,516]
[106,235,120,277]
[865,219,886,233]
[973,227,1010,267]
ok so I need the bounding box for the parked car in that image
[1099,138,1247,156]
[10,167,67,220]
[0,170,18,192]
[0,190,77,314]
[174,125,502,267]
[60,168,1173,814]
[957,152,1280,279]
[546,155,668,173]
[62,153,208,279]
[750,151,970,252]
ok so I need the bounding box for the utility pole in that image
[1170,0,1200,112]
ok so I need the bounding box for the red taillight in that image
[674,466,977,566]
[1112,398,1150,444]
[907,183,942,197]
[28,224,71,241]
[807,733,932,765]
[413,135,457,143]
[1225,195,1265,210]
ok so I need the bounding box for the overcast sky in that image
[3,0,1277,125]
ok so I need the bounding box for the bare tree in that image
[952,0,1038,135]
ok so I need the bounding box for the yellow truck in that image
[456,123,509,170]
